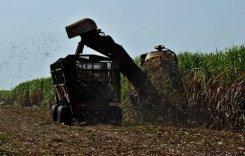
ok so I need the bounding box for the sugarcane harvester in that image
[50,18,189,125]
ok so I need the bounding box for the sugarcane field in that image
[0,1,244,155]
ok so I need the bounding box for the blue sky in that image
[0,0,244,89]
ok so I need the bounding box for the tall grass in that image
[0,90,12,105]
[10,77,53,106]
[178,45,244,131]
[0,90,11,99]
[178,45,244,78]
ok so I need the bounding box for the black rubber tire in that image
[57,105,72,125]
[109,106,122,125]
[51,104,60,122]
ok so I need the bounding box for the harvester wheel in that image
[109,106,122,125]
[57,105,72,125]
[51,104,59,122]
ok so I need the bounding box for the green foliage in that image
[177,45,244,130]
[178,45,244,78]
[0,90,12,105]
[0,90,11,99]
[134,56,141,66]
[11,77,53,106]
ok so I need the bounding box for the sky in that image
[0,0,244,90]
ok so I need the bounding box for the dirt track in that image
[0,105,244,155]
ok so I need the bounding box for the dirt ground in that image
[0,105,244,155]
